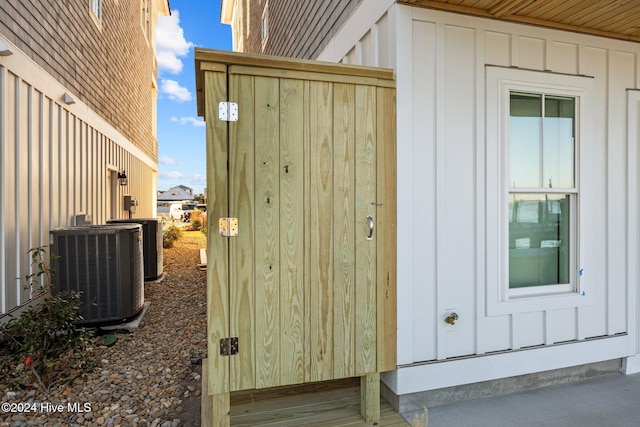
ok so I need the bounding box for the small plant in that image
[188,209,206,231]
[190,217,203,230]
[24,246,58,295]
[163,224,183,248]
[0,247,93,394]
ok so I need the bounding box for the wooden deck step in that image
[230,378,409,427]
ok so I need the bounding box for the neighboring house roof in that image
[158,185,194,201]
[177,185,193,193]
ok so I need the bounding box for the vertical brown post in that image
[202,358,230,427]
[202,63,231,426]
[361,372,381,421]
[376,85,397,372]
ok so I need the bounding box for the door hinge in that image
[220,337,239,356]
[218,217,238,237]
[218,102,238,121]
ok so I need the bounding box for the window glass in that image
[509,194,570,288]
[510,92,542,188]
[544,96,575,188]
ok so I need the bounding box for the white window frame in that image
[507,91,577,297]
[92,0,102,19]
[90,0,103,30]
[261,0,269,52]
[486,66,594,316]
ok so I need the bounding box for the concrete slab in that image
[403,372,640,427]
[145,272,166,284]
[99,301,151,332]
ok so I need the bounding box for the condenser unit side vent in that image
[107,218,163,280]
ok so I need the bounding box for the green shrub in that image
[0,247,93,393]
[163,224,183,248]
[190,217,203,230]
[188,208,206,231]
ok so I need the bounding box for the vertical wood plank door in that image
[198,50,396,395]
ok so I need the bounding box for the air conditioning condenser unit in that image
[50,224,144,325]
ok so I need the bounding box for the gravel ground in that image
[1,230,207,427]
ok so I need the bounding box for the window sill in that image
[509,283,574,298]
[487,287,592,316]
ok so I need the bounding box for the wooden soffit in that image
[399,0,640,43]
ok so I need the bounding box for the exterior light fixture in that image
[0,40,13,56]
[118,170,128,186]
[62,93,76,105]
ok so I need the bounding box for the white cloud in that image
[160,171,184,179]
[156,10,193,75]
[156,52,185,75]
[159,156,180,165]
[170,116,206,127]
[160,79,192,102]
[159,171,206,186]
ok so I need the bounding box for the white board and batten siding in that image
[0,35,158,316]
[319,3,640,394]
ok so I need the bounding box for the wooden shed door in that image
[204,61,396,395]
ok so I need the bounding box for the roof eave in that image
[220,0,235,25]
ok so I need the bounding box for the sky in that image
[155,1,232,195]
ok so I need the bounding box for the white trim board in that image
[382,335,629,395]
[316,0,395,63]
[623,355,640,374]
[627,89,640,360]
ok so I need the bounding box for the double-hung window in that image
[486,66,593,315]
[508,92,576,296]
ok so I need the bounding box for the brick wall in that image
[0,0,158,161]
[236,0,363,59]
